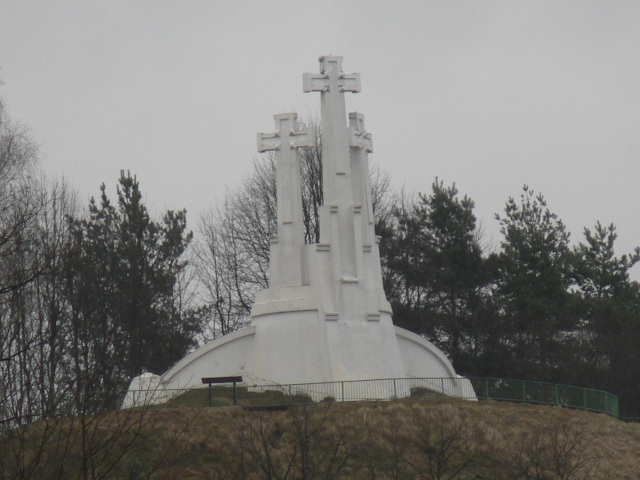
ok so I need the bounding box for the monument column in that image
[304,56,362,293]
[258,113,315,287]
[348,112,375,247]
[348,112,391,319]
[304,56,360,207]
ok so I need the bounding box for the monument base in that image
[123,321,473,407]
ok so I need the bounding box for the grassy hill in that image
[3,398,640,479]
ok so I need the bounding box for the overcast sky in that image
[2,1,639,279]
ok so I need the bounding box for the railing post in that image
[341,381,345,402]
[485,379,489,399]
[555,384,559,405]
[522,381,526,402]
[393,379,397,399]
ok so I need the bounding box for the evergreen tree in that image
[575,222,640,416]
[381,180,496,374]
[68,172,197,408]
[494,186,579,381]
[575,222,639,299]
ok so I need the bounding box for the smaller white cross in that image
[258,113,315,152]
[348,112,373,153]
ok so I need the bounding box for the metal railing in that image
[147,376,619,417]
[3,377,620,433]
[469,378,619,417]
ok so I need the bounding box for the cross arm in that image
[258,132,279,152]
[258,113,316,152]
[303,73,361,93]
[304,56,361,93]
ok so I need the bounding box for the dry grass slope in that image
[2,398,640,479]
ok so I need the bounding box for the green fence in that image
[469,377,619,417]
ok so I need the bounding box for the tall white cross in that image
[257,113,314,287]
[304,56,360,206]
[303,57,361,94]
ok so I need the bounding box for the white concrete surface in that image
[124,56,473,406]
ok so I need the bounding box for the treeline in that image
[380,182,640,417]
[2,103,639,430]
[0,101,199,427]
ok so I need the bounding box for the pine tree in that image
[68,172,197,408]
[382,180,496,374]
[575,222,640,416]
[494,186,578,381]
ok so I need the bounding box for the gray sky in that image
[2,1,639,278]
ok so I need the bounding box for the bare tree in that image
[507,422,594,480]
[0,99,88,430]
[230,403,355,480]
[0,99,41,298]
[1,399,195,480]
[193,158,276,340]
[236,408,297,480]
[0,177,78,431]
[31,179,79,416]
[404,405,484,480]
[0,100,48,430]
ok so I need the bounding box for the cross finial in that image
[320,55,342,74]
[303,56,361,93]
[348,112,373,153]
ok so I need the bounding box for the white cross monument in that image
[124,56,471,405]
[257,113,314,288]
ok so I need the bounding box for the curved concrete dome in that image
[133,323,469,400]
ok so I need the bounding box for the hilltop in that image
[3,398,640,479]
